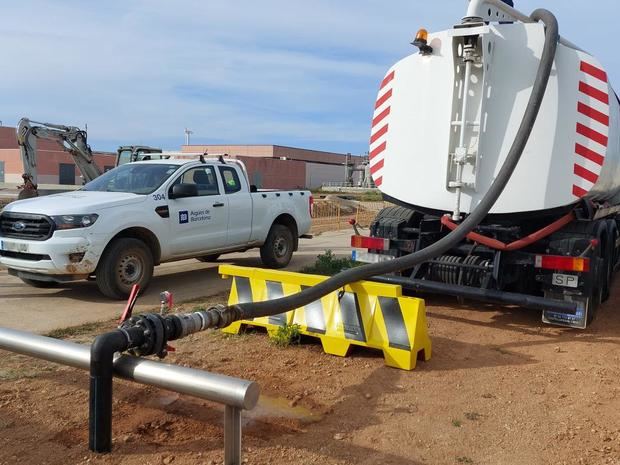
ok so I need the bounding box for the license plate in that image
[0,240,28,253]
[352,250,394,264]
[552,273,579,288]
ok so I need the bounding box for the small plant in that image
[452,419,462,427]
[301,250,359,276]
[270,323,302,347]
[465,412,482,421]
[456,457,474,464]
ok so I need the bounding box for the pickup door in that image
[217,165,253,245]
[166,165,230,255]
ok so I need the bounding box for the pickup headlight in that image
[52,214,99,230]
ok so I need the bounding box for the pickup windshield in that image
[82,163,180,194]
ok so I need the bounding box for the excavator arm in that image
[16,118,102,198]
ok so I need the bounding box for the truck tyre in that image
[96,238,154,299]
[260,224,294,269]
[197,254,220,263]
[19,277,58,288]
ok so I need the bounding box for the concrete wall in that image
[305,163,347,189]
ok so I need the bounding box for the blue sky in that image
[1,0,618,155]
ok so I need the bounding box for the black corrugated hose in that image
[218,9,560,323]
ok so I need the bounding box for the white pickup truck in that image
[0,157,312,298]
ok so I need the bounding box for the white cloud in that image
[0,0,617,153]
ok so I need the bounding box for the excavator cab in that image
[116,146,163,167]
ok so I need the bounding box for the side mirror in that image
[170,183,198,199]
[250,184,258,193]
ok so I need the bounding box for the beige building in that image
[182,144,364,189]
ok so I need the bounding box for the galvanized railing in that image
[311,199,390,233]
[0,327,259,465]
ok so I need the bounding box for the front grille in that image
[0,250,51,261]
[0,212,54,241]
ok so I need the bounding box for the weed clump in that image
[270,323,302,347]
[301,250,359,276]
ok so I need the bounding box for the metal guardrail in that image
[0,327,259,465]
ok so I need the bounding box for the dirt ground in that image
[1,283,620,465]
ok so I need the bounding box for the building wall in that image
[182,145,275,157]
[182,144,363,189]
[238,156,306,189]
[305,163,346,189]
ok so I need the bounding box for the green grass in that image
[270,323,302,347]
[45,321,110,339]
[300,250,359,276]
[456,457,474,464]
[358,190,383,201]
[452,419,463,427]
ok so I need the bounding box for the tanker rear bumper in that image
[371,275,582,315]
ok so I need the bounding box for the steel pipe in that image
[0,327,259,410]
[464,0,582,51]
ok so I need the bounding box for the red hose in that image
[440,211,576,252]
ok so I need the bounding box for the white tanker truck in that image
[352,0,620,328]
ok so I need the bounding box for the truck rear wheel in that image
[260,224,294,269]
[96,238,154,299]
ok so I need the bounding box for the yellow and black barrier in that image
[219,265,431,370]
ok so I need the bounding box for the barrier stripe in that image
[370,124,389,144]
[574,163,599,184]
[339,292,367,343]
[575,143,605,166]
[374,176,383,187]
[220,265,432,371]
[577,102,610,127]
[266,281,287,325]
[576,123,608,147]
[380,71,395,90]
[579,81,610,105]
[573,184,588,198]
[370,159,384,175]
[375,89,393,109]
[370,141,387,160]
[378,297,411,351]
[300,286,326,334]
[235,277,253,304]
[580,61,608,83]
[372,107,391,128]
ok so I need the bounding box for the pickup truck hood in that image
[2,191,146,215]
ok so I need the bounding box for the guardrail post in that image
[224,405,242,465]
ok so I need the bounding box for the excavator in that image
[16,118,102,199]
[16,118,162,199]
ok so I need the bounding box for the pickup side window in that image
[171,166,220,196]
[219,166,242,194]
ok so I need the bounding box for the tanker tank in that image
[368,5,619,218]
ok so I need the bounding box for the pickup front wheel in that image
[260,224,294,269]
[96,238,154,299]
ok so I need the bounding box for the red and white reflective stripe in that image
[573,59,610,198]
[369,70,395,188]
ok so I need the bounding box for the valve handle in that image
[118,284,140,325]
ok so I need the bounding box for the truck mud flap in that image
[218,265,431,370]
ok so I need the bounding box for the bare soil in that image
[1,284,620,465]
